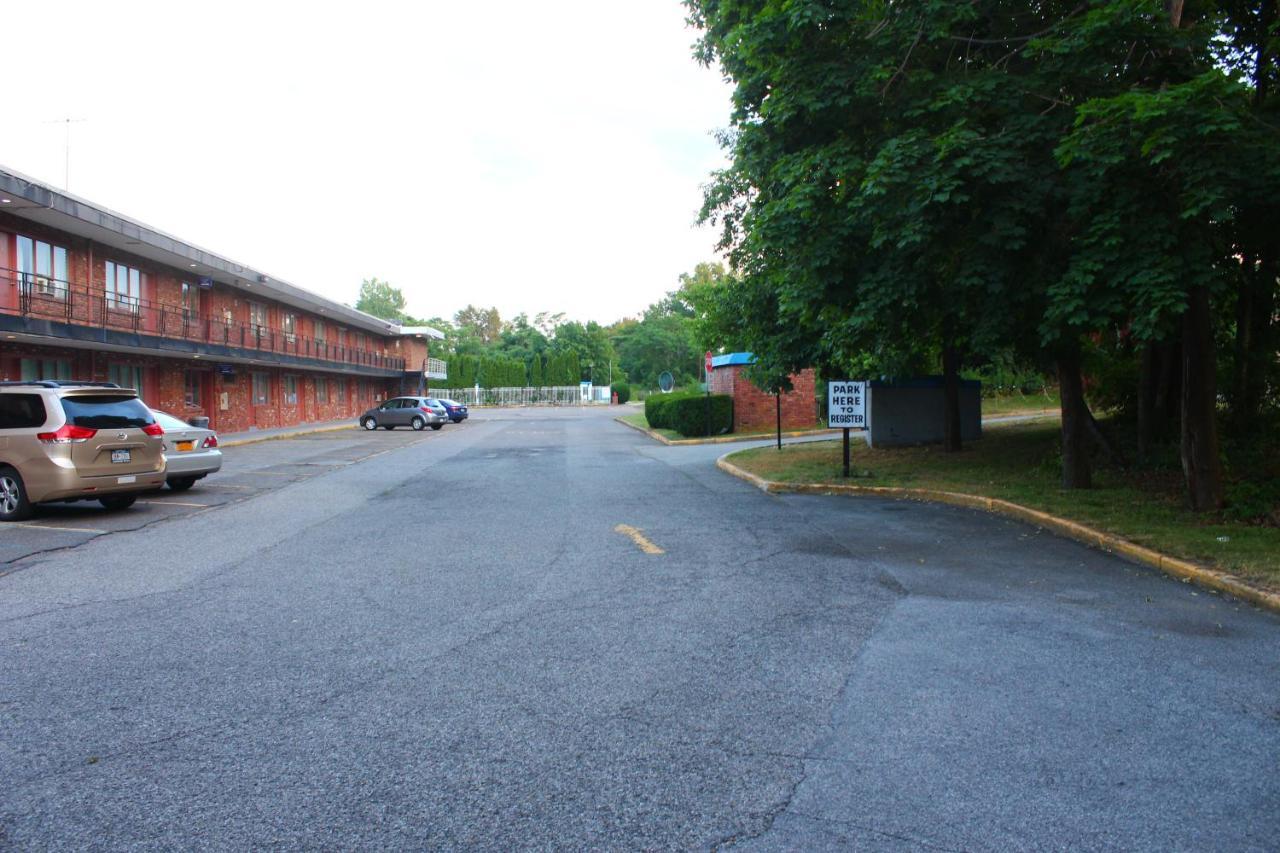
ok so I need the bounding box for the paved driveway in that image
[1,407,1276,849]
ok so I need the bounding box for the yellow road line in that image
[614,524,665,555]
[10,523,106,534]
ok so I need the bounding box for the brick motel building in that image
[0,166,444,433]
[709,352,818,431]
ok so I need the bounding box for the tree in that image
[553,320,616,383]
[454,305,503,346]
[355,277,408,322]
[687,0,1277,504]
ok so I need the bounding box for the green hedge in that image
[613,382,631,404]
[645,393,732,436]
[645,393,685,429]
[668,394,733,437]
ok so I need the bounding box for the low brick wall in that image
[710,364,817,432]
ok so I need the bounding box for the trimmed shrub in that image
[669,394,733,437]
[645,393,673,428]
[613,382,631,404]
[645,392,689,429]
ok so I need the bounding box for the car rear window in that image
[60,395,156,429]
[151,410,195,431]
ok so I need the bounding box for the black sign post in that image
[843,428,851,477]
[776,392,782,450]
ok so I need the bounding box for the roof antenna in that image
[44,118,87,191]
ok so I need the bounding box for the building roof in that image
[710,352,755,368]
[0,164,429,339]
[396,326,445,340]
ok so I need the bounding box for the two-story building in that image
[0,166,445,433]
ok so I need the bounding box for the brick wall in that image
[712,365,818,432]
[1,213,396,362]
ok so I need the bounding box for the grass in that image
[726,420,1280,590]
[981,389,1061,417]
[618,411,681,441]
[618,411,836,442]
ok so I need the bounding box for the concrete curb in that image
[220,423,355,448]
[614,416,840,446]
[715,454,1280,614]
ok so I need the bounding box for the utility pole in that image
[45,118,87,191]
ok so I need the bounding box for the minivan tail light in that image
[202,435,218,448]
[142,422,164,437]
[37,424,98,444]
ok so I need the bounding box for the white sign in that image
[828,381,867,429]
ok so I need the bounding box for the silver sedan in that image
[150,409,223,491]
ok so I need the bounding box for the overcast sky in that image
[2,1,732,326]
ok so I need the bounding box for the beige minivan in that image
[0,381,167,521]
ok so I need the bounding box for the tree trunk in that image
[1137,341,1157,464]
[942,341,962,452]
[1154,339,1181,438]
[1232,258,1257,428]
[1058,346,1092,489]
[1180,286,1225,511]
[1235,247,1276,429]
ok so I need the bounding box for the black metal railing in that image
[1,268,406,372]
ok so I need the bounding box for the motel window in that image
[316,377,328,404]
[252,372,270,405]
[252,372,271,405]
[248,302,268,334]
[107,364,145,394]
[283,375,298,405]
[20,358,72,381]
[282,312,297,341]
[314,320,325,343]
[180,282,199,321]
[16,235,68,296]
[105,261,143,311]
[334,379,345,403]
[184,371,202,408]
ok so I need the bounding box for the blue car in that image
[437,398,468,423]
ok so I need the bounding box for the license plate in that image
[111,449,131,464]
[176,440,195,452]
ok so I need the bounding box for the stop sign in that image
[705,351,713,376]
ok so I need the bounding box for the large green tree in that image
[687,0,1277,505]
[355,277,409,322]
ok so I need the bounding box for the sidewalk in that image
[219,418,357,448]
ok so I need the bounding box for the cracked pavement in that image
[1,406,1277,850]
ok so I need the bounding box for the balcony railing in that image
[425,358,448,380]
[1,268,406,373]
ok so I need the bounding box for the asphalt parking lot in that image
[2,406,1275,849]
[0,423,452,570]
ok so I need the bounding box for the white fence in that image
[428,386,610,406]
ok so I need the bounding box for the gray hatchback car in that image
[360,397,447,431]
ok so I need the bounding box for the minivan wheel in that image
[430,423,443,431]
[99,495,137,512]
[411,416,425,431]
[362,417,378,431]
[0,467,33,522]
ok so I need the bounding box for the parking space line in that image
[614,524,665,555]
[136,500,209,508]
[201,484,254,491]
[10,523,107,534]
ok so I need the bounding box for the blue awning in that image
[710,352,755,368]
